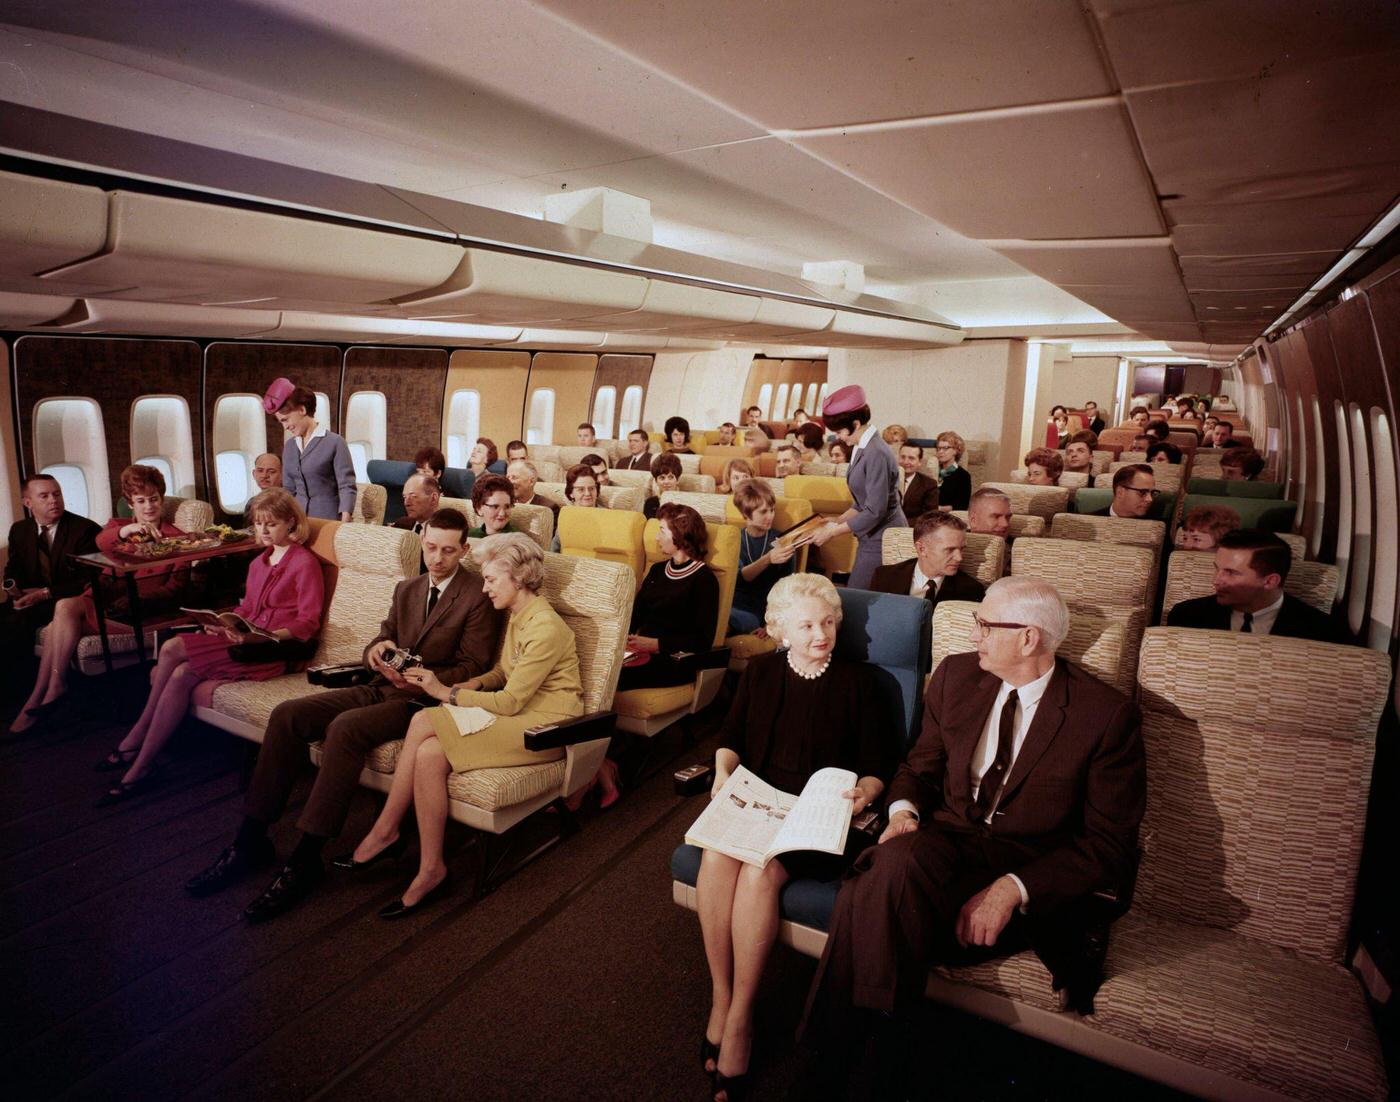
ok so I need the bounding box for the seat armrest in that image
[667,646,732,677]
[524,710,617,751]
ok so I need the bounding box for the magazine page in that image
[768,767,857,858]
[684,766,797,868]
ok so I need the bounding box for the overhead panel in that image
[36,191,466,314]
[821,311,963,348]
[0,291,80,328]
[700,298,837,342]
[511,329,608,349]
[580,280,759,333]
[0,170,110,294]
[990,240,1182,288]
[32,297,280,338]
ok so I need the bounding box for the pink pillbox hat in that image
[821,384,868,417]
[262,377,296,414]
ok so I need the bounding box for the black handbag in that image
[228,637,319,664]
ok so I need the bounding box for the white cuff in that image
[887,800,920,822]
[1006,873,1029,912]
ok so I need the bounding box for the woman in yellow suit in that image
[339,532,584,918]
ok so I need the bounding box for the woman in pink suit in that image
[95,488,325,804]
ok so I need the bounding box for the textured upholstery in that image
[1277,532,1306,560]
[534,459,565,485]
[531,444,561,467]
[1090,449,1115,475]
[1161,550,1339,620]
[553,444,610,468]
[352,482,387,525]
[313,524,421,665]
[880,527,1006,588]
[208,676,338,733]
[1109,461,1184,495]
[557,506,647,584]
[950,510,1046,540]
[1189,452,1224,479]
[536,482,644,513]
[659,490,727,522]
[605,468,653,493]
[976,483,1072,519]
[612,683,694,719]
[170,497,214,533]
[1071,487,1178,523]
[1012,538,1153,611]
[799,460,836,476]
[678,474,717,494]
[1008,469,1090,490]
[1050,513,1167,554]
[1181,494,1297,533]
[640,518,740,648]
[446,497,555,550]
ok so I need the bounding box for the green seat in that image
[1181,494,1297,532]
[1072,487,1177,522]
[1187,478,1285,499]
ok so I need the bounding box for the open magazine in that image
[685,765,856,868]
[179,607,278,641]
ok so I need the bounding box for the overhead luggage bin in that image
[37,191,466,314]
[269,311,522,346]
[578,280,761,332]
[393,248,649,324]
[510,328,609,349]
[678,296,836,342]
[820,310,963,348]
[30,297,281,338]
[0,170,109,294]
[0,292,80,329]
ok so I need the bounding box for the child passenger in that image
[728,481,797,636]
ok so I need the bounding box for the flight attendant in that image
[264,377,356,521]
[808,385,906,589]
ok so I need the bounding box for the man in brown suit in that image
[797,576,1144,1094]
[868,510,984,609]
[896,443,939,521]
[185,508,502,922]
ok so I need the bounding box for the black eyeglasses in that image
[1123,485,1156,497]
[973,616,1029,636]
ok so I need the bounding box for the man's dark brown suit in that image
[808,650,1144,1017]
[899,471,940,523]
[244,568,501,838]
[867,559,985,609]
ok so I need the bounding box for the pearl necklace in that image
[787,650,832,681]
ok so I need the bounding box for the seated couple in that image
[186,511,586,922]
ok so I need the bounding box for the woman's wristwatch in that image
[448,686,459,706]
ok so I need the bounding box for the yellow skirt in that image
[426,705,578,774]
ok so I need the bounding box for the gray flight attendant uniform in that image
[845,431,907,590]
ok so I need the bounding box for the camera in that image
[380,647,423,673]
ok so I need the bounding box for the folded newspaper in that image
[685,765,856,868]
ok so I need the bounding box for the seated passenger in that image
[1083,401,1105,434]
[745,405,774,438]
[897,443,939,519]
[346,534,586,917]
[96,489,324,804]
[744,427,771,457]
[1129,406,1151,430]
[716,422,738,446]
[728,481,796,636]
[1132,433,1153,452]
[184,507,500,921]
[698,573,895,1096]
[828,440,852,465]
[1221,447,1266,481]
[881,424,908,450]
[1166,531,1338,641]
[774,444,803,479]
[1208,421,1237,449]
[869,511,984,607]
[468,474,516,538]
[616,428,654,471]
[1147,441,1183,465]
[583,452,610,487]
[392,473,441,538]
[577,422,598,447]
[2,473,100,659]
[252,452,283,490]
[507,459,552,510]
[1063,431,1098,478]
[413,446,446,481]
[644,452,683,519]
[1145,419,1171,443]
[617,503,719,692]
[1176,504,1241,550]
[794,422,825,462]
[9,464,189,735]
[967,487,1012,537]
[933,431,971,510]
[719,459,754,495]
[1022,447,1064,486]
[468,438,498,476]
[792,407,811,428]
[505,440,529,462]
[550,464,603,551]
[1092,464,1156,519]
[665,416,695,454]
[1046,405,1070,448]
[796,578,1145,1096]
[1202,415,1220,439]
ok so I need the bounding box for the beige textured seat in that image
[659,490,726,523]
[1049,513,1167,604]
[352,482,387,525]
[677,473,717,494]
[441,497,555,550]
[1189,453,1224,479]
[1109,461,1183,495]
[1008,469,1090,491]
[977,483,1072,519]
[951,510,1047,540]
[604,467,652,494]
[536,482,643,513]
[1276,532,1306,560]
[1161,550,1339,622]
[799,460,836,476]
[880,527,1006,588]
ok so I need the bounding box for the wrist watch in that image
[448,687,459,706]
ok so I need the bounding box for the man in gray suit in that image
[185,508,502,922]
[809,385,907,589]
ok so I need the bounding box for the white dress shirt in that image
[909,562,941,598]
[850,422,879,459]
[425,566,458,618]
[1231,592,1284,635]
[295,423,328,453]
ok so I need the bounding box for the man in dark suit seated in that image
[1083,400,1105,435]
[614,429,654,472]
[745,405,775,439]
[869,511,983,608]
[1166,530,1339,642]
[2,474,102,654]
[184,508,502,921]
[796,577,1145,1096]
[896,443,939,519]
[391,473,441,536]
[1092,464,1156,519]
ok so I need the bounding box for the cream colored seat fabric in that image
[800,461,836,476]
[1050,513,1166,554]
[678,473,717,494]
[880,527,1006,588]
[1109,461,1183,494]
[1189,453,1224,479]
[976,483,1072,519]
[352,482,387,525]
[1008,469,1090,490]
[605,468,653,493]
[950,511,1047,540]
[536,483,643,513]
[1161,551,1338,621]
[659,490,727,523]
[1277,532,1306,560]
[441,497,555,550]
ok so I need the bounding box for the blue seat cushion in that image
[835,588,931,750]
[366,459,416,524]
[440,466,476,499]
[671,843,837,932]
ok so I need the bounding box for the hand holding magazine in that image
[179,607,278,641]
[685,765,857,868]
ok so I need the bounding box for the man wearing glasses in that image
[1092,464,1157,519]
[796,577,1145,1096]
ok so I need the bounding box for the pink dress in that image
[183,543,325,681]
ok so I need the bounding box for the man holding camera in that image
[186,508,502,922]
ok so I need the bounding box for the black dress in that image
[717,651,898,879]
[938,465,972,511]
[617,557,720,691]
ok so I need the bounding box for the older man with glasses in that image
[1091,464,1157,520]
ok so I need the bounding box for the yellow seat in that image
[612,683,694,719]
[557,506,646,584]
[782,474,856,574]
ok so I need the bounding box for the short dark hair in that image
[775,443,800,459]
[663,416,691,443]
[1084,400,1098,410]
[1221,447,1266,479]
[746,405,763,416]
[898,440,924,459]
[1146,441,1182,464]
[796,422,825,451]
[650,452,682,479]
[1130,405,1150,418]
[475,438,499,465]
[1111,463,1154,491]
[913,510,967,542]
[1049,405,1068,417]
[470,474,513,511]
[627,429,649,443]
[824,403,871,435]
[424,507,468,538]
[720,421,738,434]
[578,422,596,434]
[1145,419,1170,441]
[1218,530,1292,582]
[279,386,317,416]
[413,446,446,476]
[21,473,61,493]
[1066,430,1098,449]
[581,453,607,469]
[506,439,528,455]
[564,463,598,501]
[656,502,708,559]
[1213,420,1235,435]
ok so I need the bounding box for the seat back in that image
[440,466,475,499]
[1071,487,1178,523]
[535,553,635,713]
[317,524,420,666]
[352,482,387,525]
[976,483,1071,519]
[1050,513,1166,555]
[1161,550,1339,620]
[1135,628,1390,962]
[783,474,857,573]
[1189,452,1224,479]
[366,459,416,524]
[932,600,1137,697]
[880,527,1006,588]
[1277,532,1307,560]
[701,446,751,462]
[642,518,740,647]
[1186,477,1286,499]
[1098,428,1138,454]
[950,511,1046,540]
[170,497,214,533]
[1109,460,1184,495]
[606,468,653,494]
[722,495,815,573]
[1089,450,1115,475]
[443,498,555,550]
[835,587,932,749]
[537,482,644,513]
[1007,469,1090,490]
[678,473,717,494]
[659,490,727,523]
[557,506,647,584]
[305,517,342,612]
[1180,493,1297,533]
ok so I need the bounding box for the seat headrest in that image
[332,522,422,578]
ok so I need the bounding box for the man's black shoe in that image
[242,861,325,923]
[184,840,275,898]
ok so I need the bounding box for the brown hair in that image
[564,463,599,502]
[474,438,498,466]
[1111,463,1154,491]
[1066,429,1098,449]
[795,422,825,452]
[732,478,776,519]
[1023,447,1064,480]
[279,386,317,417]
[1182,504,1241,543]
[1221,447,1266,479]
[913,510,967,542]
[935,430,965,460]
[656,502,708,559]
[650,452,682,480]
[413,446,446,477]
[247,487,310,544]
[471,473,514,512]
[722,458,754,489]
[1218,529,1292,582]
[881,424,908,447]
[120,463,166,502]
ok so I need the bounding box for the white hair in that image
[984,576,1069,653]
[507,458,538,480]
[764,572,843,637]
[473,532,544,592]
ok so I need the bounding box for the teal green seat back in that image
[1073,486,1177,522]
[1182,494,1297,532]
[1187,477,1285,500]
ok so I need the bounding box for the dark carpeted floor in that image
[1,667,1191,1102]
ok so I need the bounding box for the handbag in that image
[229,637,319,664]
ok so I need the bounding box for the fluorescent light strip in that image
[1358,197,1400,248]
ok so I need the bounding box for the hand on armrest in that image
[523,710,616,751]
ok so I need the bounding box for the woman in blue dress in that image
[264,377,357,521]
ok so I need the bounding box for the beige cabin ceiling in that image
[0,0,1396,357]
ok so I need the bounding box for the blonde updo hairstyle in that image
[472,532,545,593]
[764,572,843,642]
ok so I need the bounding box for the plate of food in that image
[111,532,225,559]
[205,524,252,544]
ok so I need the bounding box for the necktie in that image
[36,525,53,581]
[426,584,440,618]
[1241,611,1253,634]
[971,689,1018,824]
[413,522,423,535]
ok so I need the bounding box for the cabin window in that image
[131,395,196,500]
[787,385,804,419]
[32,397,113,524]
[618,385,644,439]
[591,386,617,439]
[817,382,830,411]
[1347,404,1372,636]
[445,389,481,468]
[527,388,555,446]
[755,383,773,421]
[315,391,333,432]
[773,383,790,421]
[1309,397,1325,559]
[1368,408,1396,650]
[345,390,388,483]
[1290,392,1307,521]
[1333,401,1353,600]
[211,393,268,515]
[804,382,819,414]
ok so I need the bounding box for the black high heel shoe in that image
[95,747,139,772]
[701,1035,721,1077]
[330,835,408,872]
[712,1069,751,1102]
[377,874,451,920]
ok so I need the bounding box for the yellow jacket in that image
[452,594,584,718]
